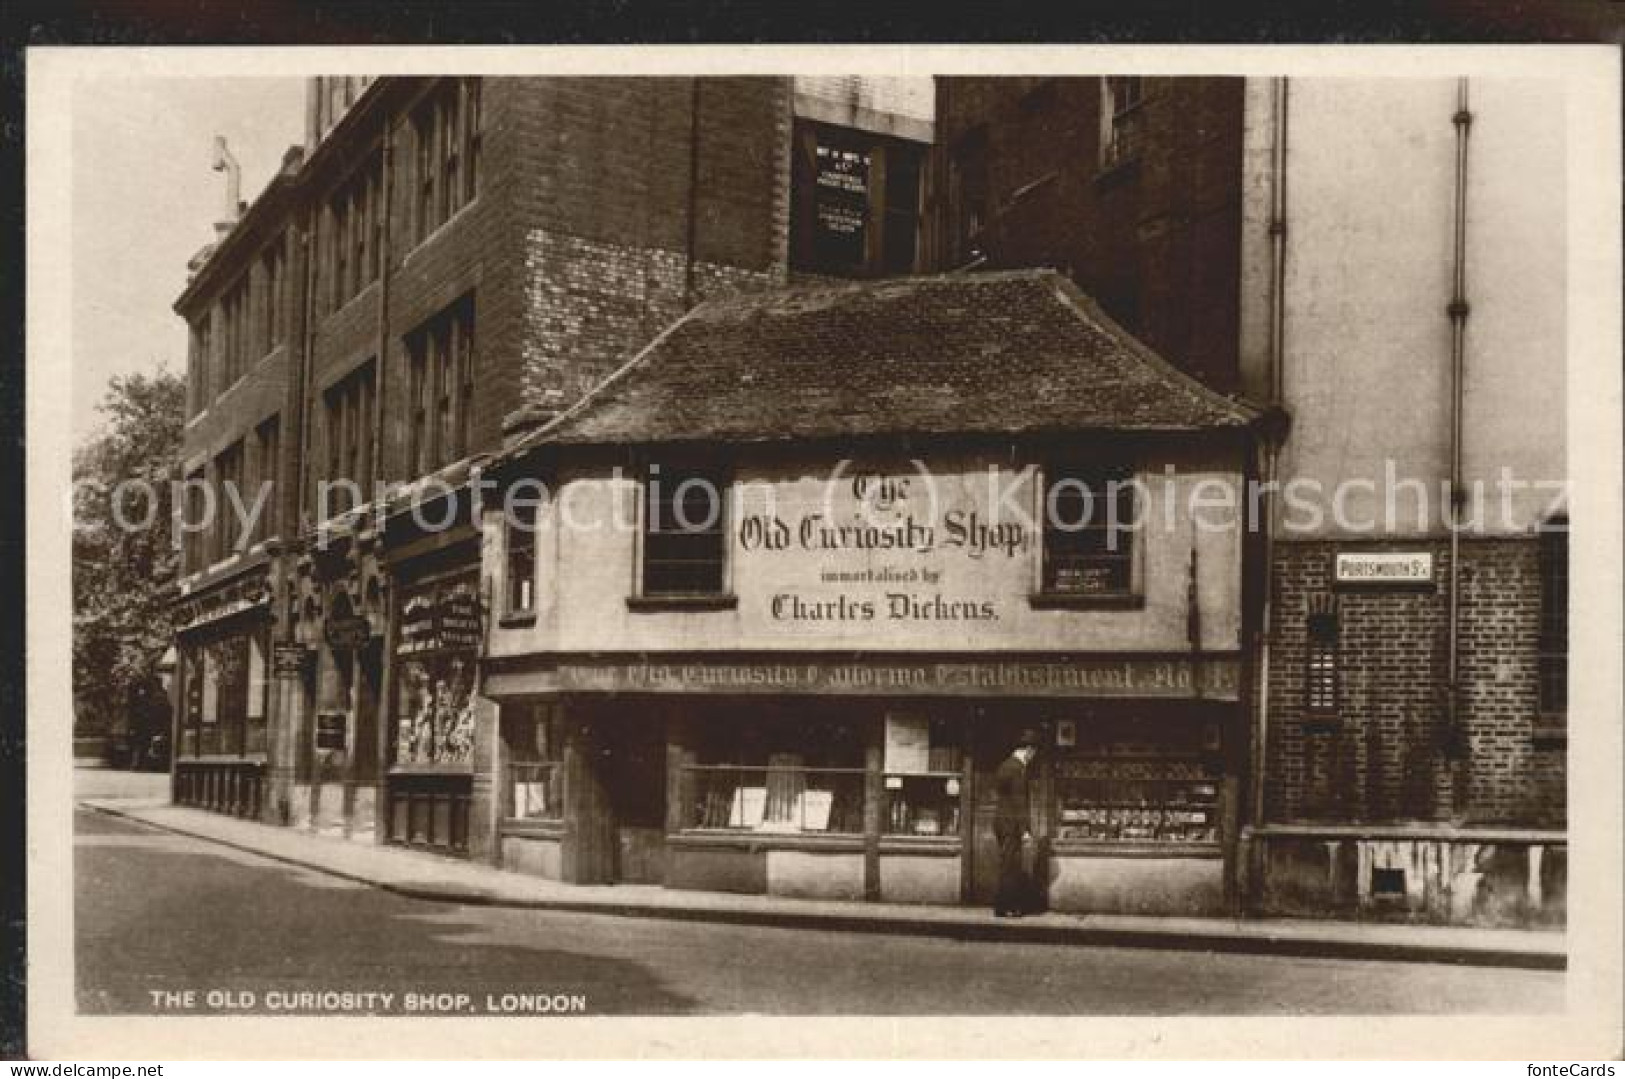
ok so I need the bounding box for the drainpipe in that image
[1250,77,1289,838]
[1444,79,1473,782]
[296,205,319,545]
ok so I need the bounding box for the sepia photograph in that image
[22,44,1623,1061]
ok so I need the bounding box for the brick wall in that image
[930,76,1245,393]
[1265,539,1565,828]
[288,75,792,504]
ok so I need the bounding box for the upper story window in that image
[406,293,476,476]
[413,78,482,245]
[213,440,245,561]
[187,316,212,418]
[790,121,925,278]
[1040,463,1137,597]
[327,152,383,311]
[946,126,990,269]
[322,360,375,519]
[249,414,280,547]
[1538,516,1568,718]
[219,275,251,390]
[1100,76,1146,170]
[505,497,538,617]
[640,463,729,599]
[259,235,288,355]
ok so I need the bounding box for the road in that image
[75,805,1564,1016]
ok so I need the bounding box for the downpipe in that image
[1444,79,1473,795]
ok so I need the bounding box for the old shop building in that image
[477,270,1266,914]
[170,75,936,850]
[930,75,1569,924]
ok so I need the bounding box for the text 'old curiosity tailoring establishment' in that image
[475,270,1269,914]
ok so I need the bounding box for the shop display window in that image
[391,578,481,768]
[681,709,864,836]
[882,712,964,838]
[393,653,476,765]
[503,701,564,821]
[1049,713,1222,845]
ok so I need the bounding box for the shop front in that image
[173,596,274,820]
[486,654,1242,914]
[383,569,483,855]
[477,270,1264,913]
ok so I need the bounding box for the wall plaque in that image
[1334,551,1435,588]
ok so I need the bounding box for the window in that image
[1040,464,1136,596]
[790,121,925,278]
[405,293,476,476]
[187,317,212,416]
[1306,610,1340,715]
[1538,517,1568,717]
[881,713,963,838]
[681,707,865,835]
[392,578,481,767]
[1051,710,1222,845]
[505,496,538,616]
[413,78,482,244]
[947,127,990,268]
[183,465,207,574]
[1100,76,1146,169]
[641,463,728,597]
[213,440,245,560]
[503,702,564,821]
[327,153,382,310]
[321,361,375,519]
[249,415,280,546]
[259,235,287,355]
[218,275,251,388]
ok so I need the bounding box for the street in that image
[74,800,1564,1016]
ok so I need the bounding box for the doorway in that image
[597,713,667,885]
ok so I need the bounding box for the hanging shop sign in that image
[1334,551,1435,589]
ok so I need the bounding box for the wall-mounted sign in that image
[323,615,371,650]
[315,712,348,751]
[556,655,1241,701]
[397,580,482,657]
[272,643,311,677]
[1334,551,1435,588]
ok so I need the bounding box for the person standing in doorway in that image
[993,728,1041,917]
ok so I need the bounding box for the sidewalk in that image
[81,797,1566,971]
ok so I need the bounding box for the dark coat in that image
[993,753,1031,830]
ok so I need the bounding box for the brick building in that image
[170,75,934,853]
[928,76,1567,925]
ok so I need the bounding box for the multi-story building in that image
[928,75,1567,925]
[170,75,935,856]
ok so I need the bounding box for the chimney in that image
[210,136,241,240]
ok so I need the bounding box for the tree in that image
[72,367,185,763]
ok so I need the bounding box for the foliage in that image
[72,367,185,743]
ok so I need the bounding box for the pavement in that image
[79,792,1566,972]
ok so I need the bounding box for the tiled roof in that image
[514,270,1258,453]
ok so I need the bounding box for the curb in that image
[82,802,1567,972]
